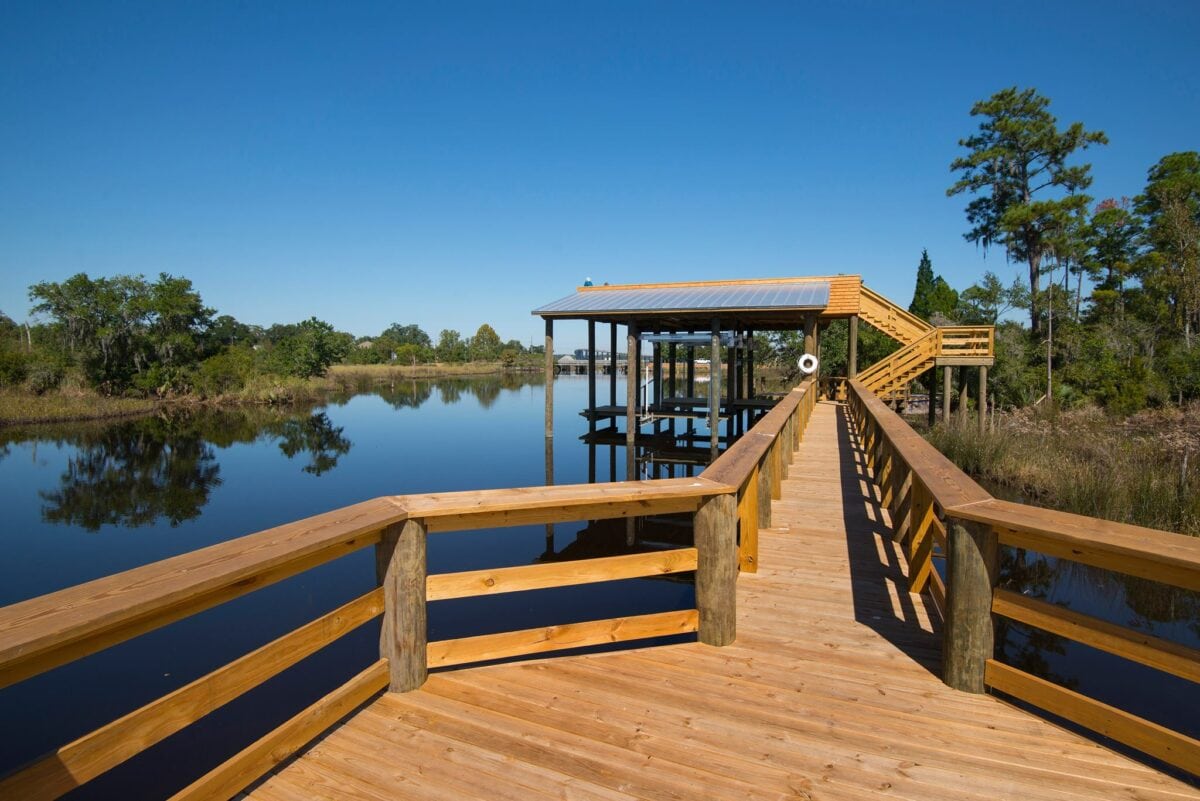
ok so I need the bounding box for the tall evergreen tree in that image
[909,249,936,319]
[947,87,1107,334]
[1135,152,1200,345]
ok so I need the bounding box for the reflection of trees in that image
[996,548,1077,688]
[269,413,352,476]
[471,378,501,409]
[39,415,222,531]
[378,381,433,410]
[437,381,462,405]
[1121,575,1200,639]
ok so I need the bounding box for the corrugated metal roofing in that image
[532,282,830,316]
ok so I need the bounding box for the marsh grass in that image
[926,405,1200,536]
[0,390,157,426]
[0,362,526,425]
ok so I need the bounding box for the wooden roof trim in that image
[575,275,860,293]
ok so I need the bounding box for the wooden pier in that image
[241,401,1198,801]
[1,276,1198,800]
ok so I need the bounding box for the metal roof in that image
[532,281,830,317]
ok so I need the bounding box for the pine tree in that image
[909,249,935,319]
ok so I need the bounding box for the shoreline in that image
[0,362,540,427]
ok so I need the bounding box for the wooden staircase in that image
[854,285,994,401]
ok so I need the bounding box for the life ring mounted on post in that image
[797,354,819,376]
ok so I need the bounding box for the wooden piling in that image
[695,493,737,646]
[544,319,554,438]
[378,520,428,693]
[943,518,998,693]
[626,323,639,481]
[709,320,721,458]
[942,365,952,424]
[978,365,988,435]
[609,323,618,407]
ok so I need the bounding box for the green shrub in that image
[0,348,29,387]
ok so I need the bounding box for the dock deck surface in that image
[246,402,1199,801]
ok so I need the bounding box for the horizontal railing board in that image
[0,589,384,801]
[0,498,402,689]
[954,499,1200,593]
[985,660,1200,776]
[427,549,698,601]
[168,660,390,801]
[847,380,992,510]
[400,478,730,532]
[427,609,700,669]
[992,589,1200,684]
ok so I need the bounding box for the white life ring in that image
[797,354,819,375]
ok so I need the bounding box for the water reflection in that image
[271,413,351,476]
[10,404,355,530]
[38,416,222,531]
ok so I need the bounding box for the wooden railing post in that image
[943,518,998,693]
[756,453,772,529]
[378,519,428,692]
[695,493,738,646]
[737,473,759,573]
[779,420,791,479]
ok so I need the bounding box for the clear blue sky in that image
[2,2,1197,349]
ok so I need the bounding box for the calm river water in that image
[0,376,1195,796]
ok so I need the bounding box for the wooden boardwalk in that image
[245,402,1199,801]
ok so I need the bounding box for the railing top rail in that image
[951,498,1200,592]
[847,378,1200,589]
[0,477,734,685]
[0,372,816,689]
[858,285,934,333]
[848,379,992,509]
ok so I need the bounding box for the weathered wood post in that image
[756,448,773,529]
[378,520,428,692]
[928,366,937,427]
[587,321,597,436]
[942,366,952,424]
[958,367,969,423]
[695,493,738,646]
[978,365,988,435]
[943,518,999,693]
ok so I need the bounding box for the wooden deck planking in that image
[246,402,1199,801]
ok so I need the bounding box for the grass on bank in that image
[0,389,158,426]
[0,362,523,425]
[925,405,1200,536]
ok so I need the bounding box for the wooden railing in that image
[845,378,1200,777]
[858,284,935,344]
[0,378,818,801]
[937,325,993,359]
[855,325,994,399]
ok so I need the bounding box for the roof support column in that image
[587,320,596,436]
[626,323,639,479]
[747,328,755,401]
[804,312,817,356]
[609,323,618,409]
[544,318,554,438]
[848,315,859,379]
[710,319,722,459]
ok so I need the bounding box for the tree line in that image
[928,87,1198,413]
[0,273,535,397]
